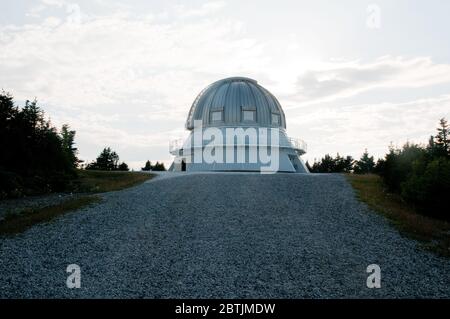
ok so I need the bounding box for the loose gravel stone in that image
[0,173,449,298]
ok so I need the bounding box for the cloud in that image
[291,56,450,105]
[0,2,266,168]
[1,4,263,110]
[26,0,67,18]
[173,1,226,18]
[41,0,66,7]
[288,95,450,163]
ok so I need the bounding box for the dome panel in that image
[185,77,286,130]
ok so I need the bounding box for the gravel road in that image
[0,173,449,298]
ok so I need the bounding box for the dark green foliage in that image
[309,153,354,173]
[152,161,166,171]
[141,160,152,171]
[376,118,450,221]
[378,143,427,193]
[353,149,375,174]
[140,160,166,171]
[61,124,79,168]
[0,91,77,198]
[401,157,450,219]
[85,147,129,171]
[435,118,450,156]
[0,171,23,198]
[425,118,450,158]
[118,162,129,171]
[335,154,354,173]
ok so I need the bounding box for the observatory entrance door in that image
[181,160,186,171]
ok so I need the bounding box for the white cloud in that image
[42,16,62,27]
[26,0,67,18]
[0,6,264,109]
[0,2,266,168]
[173,1,226,18]
[289,95,450,163]
[41,0,66,7]
[290,56,450,106]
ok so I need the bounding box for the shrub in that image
[401,157,450,220]
[378,143,427,192]
[0,170,23,199]
[376,118,450,221]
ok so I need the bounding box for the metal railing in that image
[287,137,307,154]
[169,138,185,155]
[169,136,307,155]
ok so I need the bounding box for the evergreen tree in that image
[152,161,166,171]
[435,118,450,157]
[86,147,120,170]
[353,149,375,174]
[118,162,129,171]
[142,160,152,171]
[310,154,354,173]
[319,154,336,173]
[61,124,78,169]
[335,154,354,173]
[0,92,77,197]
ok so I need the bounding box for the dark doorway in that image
[181,160,186,171]
[288,155,298,171]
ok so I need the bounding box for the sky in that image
[1,0,450,169]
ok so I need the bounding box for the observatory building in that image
[169,77,308,173]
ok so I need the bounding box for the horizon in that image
[2,0,450,170]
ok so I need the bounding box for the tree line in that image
[141,160,166,171]
[0,92,166,198]
[308,118,450,221]
[84,149,166,172]
[0,91,78,198]
[376,118,449,220]
[306,151,375,174]
[85,147,129,171]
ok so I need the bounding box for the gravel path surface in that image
[0,173,449,298]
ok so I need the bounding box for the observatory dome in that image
[186,77,286,130]
[169,76,308,173]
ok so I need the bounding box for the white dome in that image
[186,77,286,130]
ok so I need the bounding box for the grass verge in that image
[1,171,154,237]
[0,195,101,237]
[74,170,154,193]
[346,174,450,257]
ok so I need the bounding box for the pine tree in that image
[87,147,120,170]
[118,162,129,171]
[61,124,78,169]
[142,160,152,171]
[1,92,77,196]
[353,149,375,174]
[435,118,450,157]
[336,155,354,173]
[152,161,166,171]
